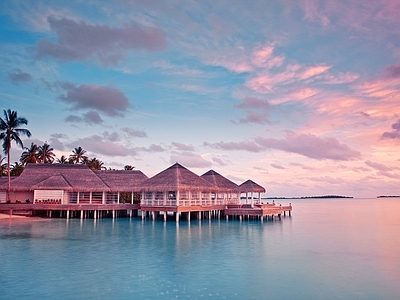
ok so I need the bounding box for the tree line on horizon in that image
[0,109,134,200]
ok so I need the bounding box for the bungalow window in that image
[168,191,176,200]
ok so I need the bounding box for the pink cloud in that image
[299,64,331,80]
[34,16,166,66]
[170,152,211,168]
[255,132,361,160]
[322,72,360,84]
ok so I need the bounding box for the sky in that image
[1,0,399,198]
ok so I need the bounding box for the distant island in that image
[262,195,353,200]
[377,195,400,198]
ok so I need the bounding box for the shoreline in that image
[0,212,45,222]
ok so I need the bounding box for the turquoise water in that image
[1,198,400,299]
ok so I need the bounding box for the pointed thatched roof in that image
[201,170,238,192]
[140,163,218,192]
[32,175,73,191]
[238,179,266,193]
[0,164,110,192]
[94,170,148,192]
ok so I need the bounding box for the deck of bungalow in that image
[0,202,292,222]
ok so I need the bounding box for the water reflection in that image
[0,199,399,299]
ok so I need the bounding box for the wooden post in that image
[198,211,201,221]
[187,212,191,222]
[66,210,69,219]
[9,209,13,218]
[112,210,115,219]
[176,212,179,222]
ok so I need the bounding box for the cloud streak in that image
[205,132,361,161]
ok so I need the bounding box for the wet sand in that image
[0,212,44,221]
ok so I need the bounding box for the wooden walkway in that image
[0,202,292,222]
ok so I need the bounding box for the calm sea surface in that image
[1,198,400,299]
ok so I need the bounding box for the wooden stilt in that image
[66,210,69,219]
[176,212,179,222]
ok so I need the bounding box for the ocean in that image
[1,198,399,299]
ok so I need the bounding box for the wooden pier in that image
[0,202,292,222]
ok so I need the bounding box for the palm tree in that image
[10,162,24,176]
[69,146,87,164]
[56,155,71,164]
[0,155,7,176]
[20,142,40,165]
[0,109,31,200]
[38,142,55,164]
[87,157,105,171]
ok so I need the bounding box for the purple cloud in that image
[34,16,167,66]
[381,119,400,140]
[211,156,229,166]
[255,132,361,161]
[364,160,393,172]
[271,163,285,170]
[64,111,103,125]
[203,141,264,153]
[138,144,165,153]
[382,61,400,79]
[71,136,136,157]
[8,69,32,84]
[102,131,120,142]
[169,152,212,168]
[233,97,274,124]
[84,111,103,125]
[122,127,148,138]
[171,142,195,151]
[60,84,129,116]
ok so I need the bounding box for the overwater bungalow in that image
[0,162,292,221]
[238,179,266,207]
[0,164,147,205]
[139,163,229,221]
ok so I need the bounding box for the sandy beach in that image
[0,212,44,221]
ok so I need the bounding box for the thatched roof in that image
[0,164,110,192]
[140,163,218,192]
[94,170,148,192]
[238,179,266,193]
[32,175,73,191]
[201,170,238,192]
